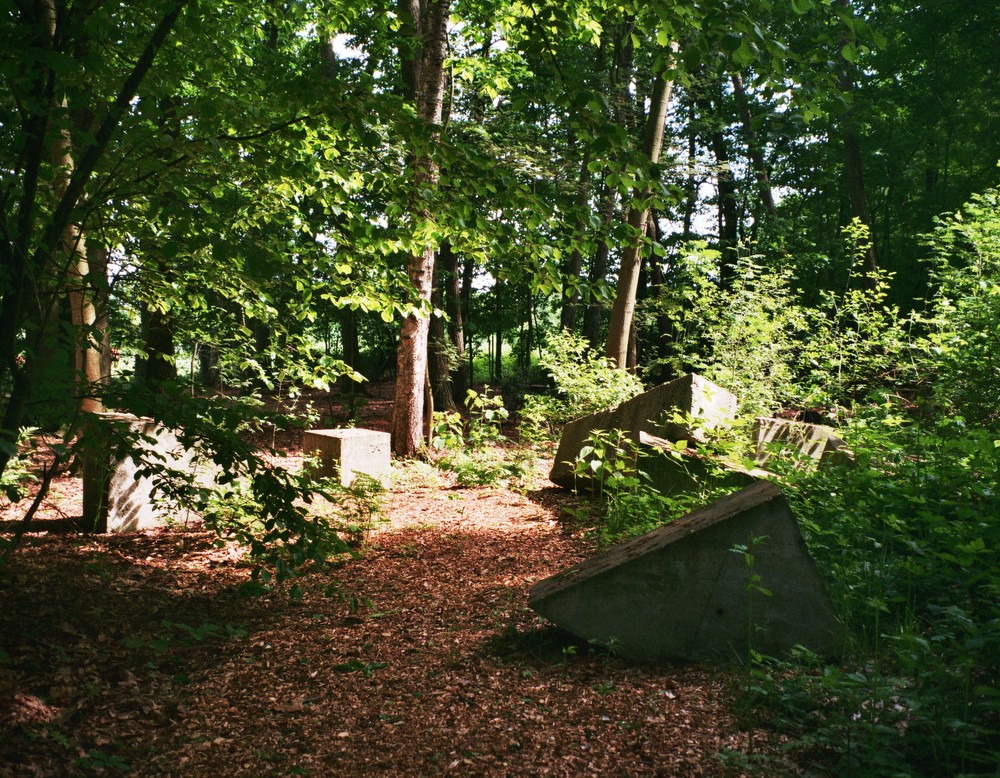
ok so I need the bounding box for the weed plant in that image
[431,389,532,489]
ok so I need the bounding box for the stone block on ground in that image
[753,417,849,468]
[82,413,215,534]
[549,374,737,488]
[302,428,391,488]
[528,481,843,662]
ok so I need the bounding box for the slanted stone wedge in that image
[753,417,850,468]
[549,373,737,488]
[529,481,843,662]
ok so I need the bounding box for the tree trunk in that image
[44,0,102,416]
[460,256,474,393]
[835,0,877,276]
[89,245,112,386]
[442,242,467,403]
[428,256,457,412]
[709,122,740,287]
[731,72,777,220]
[583,184,617,348]
[560,143,592,332]
[391,0,451,457]
[138,301,177,384]
[606,69,675,368]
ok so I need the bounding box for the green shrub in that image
[519,331,643,442]
[431,389,531,489]
[917,185,1000,427]
[752,406,1000,774]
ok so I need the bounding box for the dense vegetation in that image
[2,0,998,773]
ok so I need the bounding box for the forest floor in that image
[0,389,797,777]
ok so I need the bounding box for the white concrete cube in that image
[302,428,391,488]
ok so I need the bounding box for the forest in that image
[1,0,999,774]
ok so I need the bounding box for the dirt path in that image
[1,456,788,776]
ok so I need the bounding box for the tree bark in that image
[835,0,877,276]
[391,0,451,457]
[560,142,592,332]
[428,256,457,412]
[605,70,675,368]
[44,0,102,415]
[441,241,467,402]
[731,72,777,220]
[0,0,187,477]
[583,184,617,348]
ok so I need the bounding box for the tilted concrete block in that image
[529,481,843,662]
[302,428,391,488]
[550,374,737,488]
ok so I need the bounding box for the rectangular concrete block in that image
[753,417,850,468]
[82,413,215,533]
[529,481,843,662]
[302,428,391,488]
[550,374,737,488]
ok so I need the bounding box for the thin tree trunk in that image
[460,256,474,392]
[560,143,592,332]
[391,0,451,456]
[583,184,617,348]
[44,0,102,415]
[428,256,456,411]
[442,242,467,403]
[731,72,777,219]
[89,245,112,385]
[835,0,877,276]
[606,68,675,368]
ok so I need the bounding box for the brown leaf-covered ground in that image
[0,393,793,776]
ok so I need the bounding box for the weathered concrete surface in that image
[528,481,843,662]
[82,413,214,533]
[637,432,762,498]
[303,428,391,488]
[753,417,850,468]
[550,374,737,488]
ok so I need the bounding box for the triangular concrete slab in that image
[753,417,851,468]
[529,481,843,662]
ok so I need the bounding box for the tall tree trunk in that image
[606,69,675,368]
[391,0,451,456]
[709,122,740,287]
[697,84,739,286]
[583,184,617,348]
[493,280,503,382]
[89,245,112,386]
[460,256,474,392]
[428,256,456,412]
[835,0,877,276]
[442,242,467,403]
[44,0,102,415]
[560,143,592,332]
[138,300,177,384]
[731,72,777,220]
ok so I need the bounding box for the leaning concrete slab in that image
[303,428,391,488]
[528,481,843,662]
[549,374,737,488]
[753,417,850,468]
[82,413,215,534]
